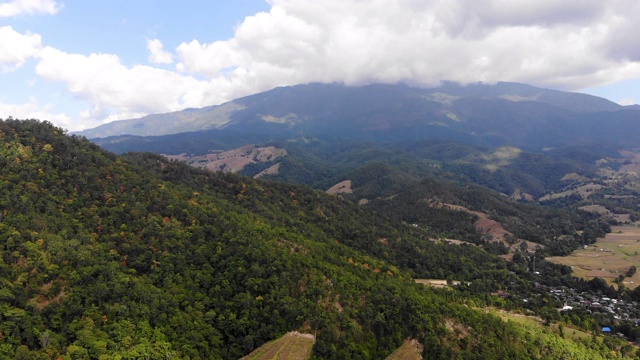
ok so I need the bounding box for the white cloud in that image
[147,39,173,64]
[0,0,61,17]
[0,97,72,128]
[0,26,41,72]
[618,98,636,106]
[14,0,640,131]
[34,46,245,127]
[174,0,640,92]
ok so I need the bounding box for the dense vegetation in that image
[0,119,634,359]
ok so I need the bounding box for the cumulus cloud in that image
[21,0,640,130]
[0,0,61,17]
[174,0,640,91]
[34,46,265,126]
[0,26,41,72]
[618,98,636,106]
[0,98,72,128]
[147,39,173,64]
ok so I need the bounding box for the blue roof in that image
[602,327,612,332]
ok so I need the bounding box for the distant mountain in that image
[78,82,633,150]
[77,102,244,138]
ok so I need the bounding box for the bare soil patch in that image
[254,163,281,178]
[432,201,539,253]
[325,180,353,195]
[164,145,287,173]
[476,217,508,239]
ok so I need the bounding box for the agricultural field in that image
[548,225,640,288]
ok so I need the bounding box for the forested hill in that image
[0,119,627,359]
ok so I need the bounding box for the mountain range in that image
[79,81,640,151]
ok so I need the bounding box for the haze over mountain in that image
[79,82,640,151]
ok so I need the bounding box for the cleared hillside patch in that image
[385,339,423,360]
[488,309,592,343]
[579,205,631,223]
[240,332,315,360]
[415,279,462,289]
[164,145,287,173]
[326,180,353,195]
[539,183,604,201]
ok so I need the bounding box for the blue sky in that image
[2,0,640,131]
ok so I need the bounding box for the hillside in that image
[0,119,632,359]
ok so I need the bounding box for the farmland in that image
[548,225,640,288]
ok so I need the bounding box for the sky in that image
[2,0,640,132]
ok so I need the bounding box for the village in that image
[547,285,640,334]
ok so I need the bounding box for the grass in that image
[487,308,593,343]
[548,225,640,289]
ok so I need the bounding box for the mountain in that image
[2,118,632,359]
[77,102,244,139]
[78,82,635,151]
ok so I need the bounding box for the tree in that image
[627,266,637,278]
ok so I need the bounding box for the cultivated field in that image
[548,225,640,289]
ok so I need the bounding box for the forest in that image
[0,119,637,359]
